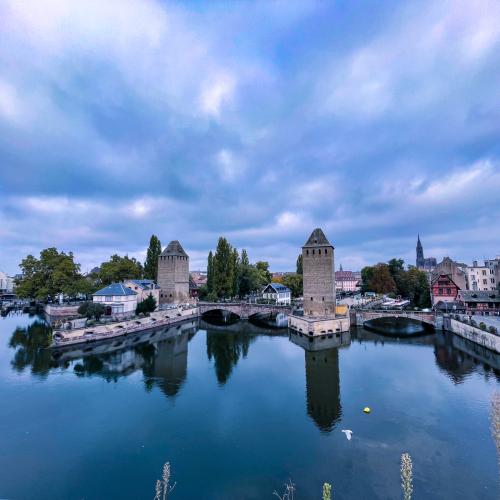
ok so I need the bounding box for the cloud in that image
[0,0,499,274]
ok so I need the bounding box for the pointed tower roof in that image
[161,240,188,257]
[417,234,423,248]
[303,228,333,247]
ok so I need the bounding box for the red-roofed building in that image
[431,274,459,306]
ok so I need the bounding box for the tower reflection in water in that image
[49,320,198,398]
[290,331,351,432]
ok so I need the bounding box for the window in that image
[318,249,321,255]
[306,250,309,255]
[483,279,487,284]
[446,288,451,294]
[312,249,315,255]
[438,288,443,294]
[105,296,112,301]
[482,270,487,275]
[311,297,313,301]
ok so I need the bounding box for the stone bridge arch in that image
[198,302,293,321]
[354,309,437,327]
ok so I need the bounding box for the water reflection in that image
[290,331,351,432]
[206,327,255,385]
[8,319,54,378]
[434,331,500,384]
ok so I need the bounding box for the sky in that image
[1,0,499,275]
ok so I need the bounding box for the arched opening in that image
[201,309,240,326]
[363,317,434,337]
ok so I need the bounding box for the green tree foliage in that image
[206,241,270,299]
[362,259,431,307]
[213,237,235,298]
[144,235,162,281]
[78,301,105,320]
[15,248,90,300]
[282,273,303,298]
[97,255,143,286]
[296,254,303,275]
[136,293,157,314]
[207,251,214,293]
[364,263,397,294]
[255,261,272,284]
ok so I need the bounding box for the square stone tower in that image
[302,228,336,316]
[157,240,189,304]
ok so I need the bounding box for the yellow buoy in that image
[363,407,371,414]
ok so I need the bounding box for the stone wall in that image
[303,246,336,316]
[446,317,500,354]
[158,255,189,304]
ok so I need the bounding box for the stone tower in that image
[302,228,336,317]
[416,234,424,269]
[157,240,189,304]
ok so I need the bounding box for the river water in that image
[0,312,499,499]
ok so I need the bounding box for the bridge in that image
[198,302,293,320]
[352,309,440,328]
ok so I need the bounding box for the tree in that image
[16,248,88,301]
[367,263,397,294]
[78,301,105,320]
[136,293,157,314]
[144,235,162,281]
[231,248,240,297]
[97,255,143,286]
[296,254,303,275]
[207,251,214,293]
[213,237,234,298]
[282,273,303,298]
[255,261,272,285]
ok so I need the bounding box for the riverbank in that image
[51,306,199,347]
[443,315,500,354]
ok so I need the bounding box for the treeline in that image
[15,235,163,301]
[203,237,304,301]
[203,237,272,301]
[361,258,431,308]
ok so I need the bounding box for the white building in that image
[124,279,160,305]
[93,283,137,317]
[262,283,292,305]
[0,271,14,293]
[467,260,497,291]
[335,268,359,293]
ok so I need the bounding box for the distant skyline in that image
[1,0,499,274]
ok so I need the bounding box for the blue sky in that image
[0,0,499,274]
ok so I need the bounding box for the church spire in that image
[416,234,424,268]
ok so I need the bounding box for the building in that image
[485,256,500,290]
[431,274,460,306]
[457,290,500,315]
[124,279,160,304]
[335,266,359,293]
[432,257,467,291]
[157,240,190,304]
[289,228,350,336]
[262,283,292,305]
[93,283,138,317]
[0,271,14,294]
[416,235,437,270]
[466,261,497,291]
[303,228,336,316]
[190,271,207,287]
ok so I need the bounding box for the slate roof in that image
[303,228,333,247]
[93,283,137,296]
[161,240,188,257]
[264,283,291,294]
[126,279,158,290]
[458,291,500,303]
